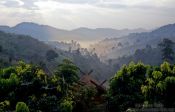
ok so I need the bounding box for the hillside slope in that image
[0,31,114,80]
[91,23,175,61]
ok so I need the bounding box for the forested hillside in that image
[91,23,175,61]
[0,31,114,80]
[106,38,175,74]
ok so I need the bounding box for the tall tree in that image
[141,61,175,107]
[108,62,147,112]
[55,59,79,95]
[158,38,175,62]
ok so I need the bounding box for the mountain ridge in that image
[90,22,175,61]
[0,22,148,44]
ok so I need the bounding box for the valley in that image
[0,22,175,111]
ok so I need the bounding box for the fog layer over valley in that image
[0,31,114,81]
[1,22,175,79]
[90,23,175,61]
[0,22,147,47]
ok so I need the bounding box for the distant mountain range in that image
[0,22,148,43]
[90,23,175,61]
[1,21,175,63]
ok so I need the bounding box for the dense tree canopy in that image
[0,59,82,111]
[108,62,147,112]
[142,61,175,107]
[1,58,175,112]
[108,61,175,112]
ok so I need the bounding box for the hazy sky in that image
[0,0,175,29]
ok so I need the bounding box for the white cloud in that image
[0,0,174,29]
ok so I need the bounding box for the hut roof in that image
[79,74,99,87]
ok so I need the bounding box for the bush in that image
[16,102,29,112]
[60,98,73,112]
[0,100,10,111]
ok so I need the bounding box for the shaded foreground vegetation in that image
[0,58,175,111]
[108,61,175,112]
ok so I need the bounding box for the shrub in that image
[16,102,29,112]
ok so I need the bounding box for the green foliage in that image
[56,59,79,84]
[141,71,164,103]
[0,69,19,96]
[16,102,29,112]
[141,61,175,107]
[1,56,175,112]
[160,61,171,73]
[36,95,60,111]
[163,76,175,107]
[60,98,73,112]
[0,31,114,111]
[108,62,147,112]
[0,61,59,111]
[0,100,10,111]
[109,61,175,111]
[55,59,79,96]
[73,85,97,112]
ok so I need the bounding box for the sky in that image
[0,0,175,30]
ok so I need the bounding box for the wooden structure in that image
[79,69,107,95]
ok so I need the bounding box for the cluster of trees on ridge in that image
[109,38,175,72]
